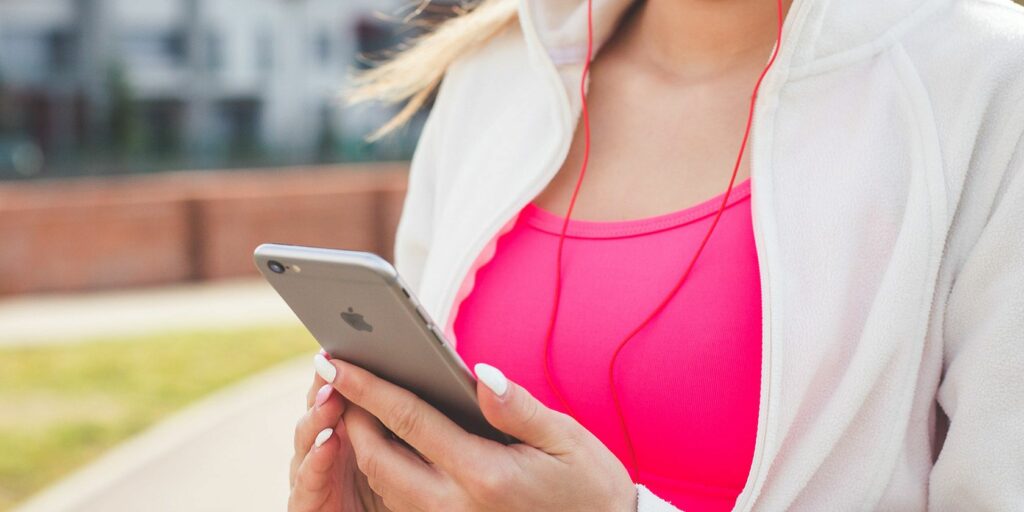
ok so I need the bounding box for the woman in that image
[289,0,1024,510]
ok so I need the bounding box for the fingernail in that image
[474,363,508,397]
[319,348,330,358]
[314,384,332,408]
[313,354,337,383]
[314,428,333,448]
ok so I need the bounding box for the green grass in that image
[0,325,316,511]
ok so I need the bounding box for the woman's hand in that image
[289,352,389,512]
[313,356,637,512]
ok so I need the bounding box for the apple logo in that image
[340,307,373,332]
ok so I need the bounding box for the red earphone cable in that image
[542,0,785,480]
[540,0,595,421]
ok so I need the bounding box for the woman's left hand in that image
[313,358,636,512]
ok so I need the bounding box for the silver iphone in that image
[254,243,511,444]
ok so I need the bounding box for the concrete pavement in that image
[3,279,313,511]
[13,357,310,512]
[0,278,299,347]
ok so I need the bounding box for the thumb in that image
[474,363,578,453]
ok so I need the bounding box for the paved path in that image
[14,357,310,512]
[3,280,311,511]
[0,279,299,347]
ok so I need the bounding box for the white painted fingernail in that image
[314,428,333,448]
[475,363,508,397]
[313,354,337,383]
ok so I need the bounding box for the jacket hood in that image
[519,0,947,70]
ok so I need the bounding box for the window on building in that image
[47,30,75,73]
[218,98,261,158]
[165,31,187,63]
[120,31,187,67]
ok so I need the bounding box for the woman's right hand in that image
[289,352,388,512]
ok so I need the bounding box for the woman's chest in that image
[453,185,762,509]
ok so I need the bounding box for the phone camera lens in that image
[267,260,286,274]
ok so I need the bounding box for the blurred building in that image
[0,0,410,178]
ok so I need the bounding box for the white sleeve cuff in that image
[635,484,682,512]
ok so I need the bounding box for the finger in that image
[360,469,428,512]
[295,386,347,455]
[376,486,430,512]
[305,350,331,408]
[316,354,493,476]
[290,426,341,510]
[474,363,579,454]
[344,406,444,510]
[305,375,326,409]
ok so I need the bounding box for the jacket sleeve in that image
[637,484,683,511]
[392,83,450,295]
[930,133,1024,509]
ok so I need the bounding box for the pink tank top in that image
[452,178,761,511]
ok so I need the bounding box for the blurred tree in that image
[317,105,340,163]
[0,67,12,134]
[107,65,143,160]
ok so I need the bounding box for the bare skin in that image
[289,355,385,512]
[535,0,790,221]
[289,0,791,511]
[294,354,636,512]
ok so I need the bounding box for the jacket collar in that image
[518,0,943,70]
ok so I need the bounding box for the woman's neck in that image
[613,0,793,79]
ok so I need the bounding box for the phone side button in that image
[415,306,430,325]
[428,325,446,346]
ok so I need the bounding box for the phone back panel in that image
[254,244,507,443]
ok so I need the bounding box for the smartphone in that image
[253,243,512,444]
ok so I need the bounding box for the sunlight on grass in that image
[0,325,315,510]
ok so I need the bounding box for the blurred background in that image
[6,1,1023,511]
[0,0,421,179]
[0,0,451,510]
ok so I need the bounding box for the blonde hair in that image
[347,0,519,140]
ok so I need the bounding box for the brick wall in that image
[0,164,409,295]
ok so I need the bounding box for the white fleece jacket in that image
[392,0,1024,509]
